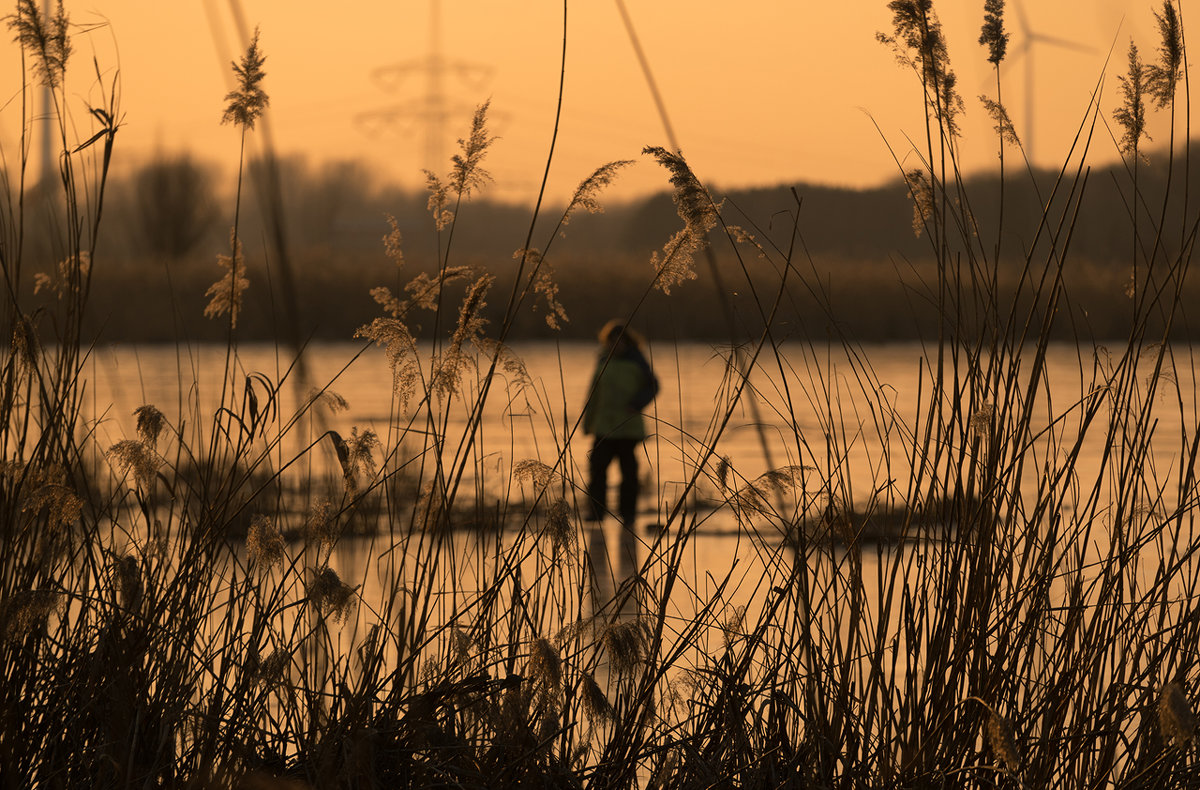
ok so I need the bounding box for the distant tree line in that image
[15,142,1200,345]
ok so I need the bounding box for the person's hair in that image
[599,319,644,350]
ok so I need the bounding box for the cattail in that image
[7,0,70,89]
[246,514,285,569]
[1158,682,1196,747]
[306,566,357,623]
[3,589,65,642]
[985,708,1020,775]
[221,27,269,129]
[106,439,160,490]
[134,405,167,449]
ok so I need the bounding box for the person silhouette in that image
[582,320,659,528]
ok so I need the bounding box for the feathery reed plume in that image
[580,670,614,725]
[355,315,420,406]
[600,618,649,675]
[251,649,290,688]
[112,553,143,609]
[1114,42,1150,156]
[10,312,40,377]
[204,229,249,328]
[476,338,531,388]
[968,401,995,436]
[3,589,64,642]
[22,465,82,528]
[733,465,808,515]
[344,427,380,494]
[979,96,1020,147]
[134,405,167,449]
[514,459,559,492]
[1158,682,1197,747]
[544,498,574,554]
[561,160,635,228]
[450,100,495,197]
[905,169,934,238]
[1147,1,1182,108]
[304,498,339,550]
[246,514,286,569]
[985,708,1020,775]
[106,439,160,489]
[715,456,732,492]
[308,387,349,414]
[383,213,405,266]
[306,566,357,623]
[7,0,70,89]
[529,637,563,692]
[449,626,473,664]
[33,253,89,299]
[979,0,1008,64]
[878,0,963,135]
[643,146,719,294]
[515,248,568,329]
[221,27,269,129]
[720,605,747,651]
[432,274,493,399]
[423,171,454,230]
[405,266,473,312]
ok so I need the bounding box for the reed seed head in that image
[11,312,40,377]
[112,553,143,608]
[643,146,718,294]
[307,566,357,623]
[34,253,89,299]
[106,439,160,490]
[581,670,614,725]
[134,405,167,449]
[600,618,649,675]
[979,96,1019,147]
[355,316,419,406]
[450,100,495,197]
[246,514,286,569]
[221,27,269,129]
[529,637,563,692]
[979,0,1008,65]
[1159,682,1196,747]
[7,0,70,89]
[304,499,339,550]
[514,459,558,492]
[562,160,635,227]
[4,589,65,642]
[308,388,349,414]
[1114,41,1150,156]
[204,230,249,328]
[985,708,1020,775]
[906,169,934,238]
[1147,1,1182,108]
[544,498,574,555]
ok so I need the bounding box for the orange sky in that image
[1,0,1187,205]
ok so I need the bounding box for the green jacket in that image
[583,347,659,440]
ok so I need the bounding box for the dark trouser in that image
[588,437,640,525]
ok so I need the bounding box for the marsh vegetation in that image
[2,0,1199,787]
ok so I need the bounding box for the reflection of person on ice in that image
[583,320,659,528]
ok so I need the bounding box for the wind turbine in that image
[1008,0,1095,168]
